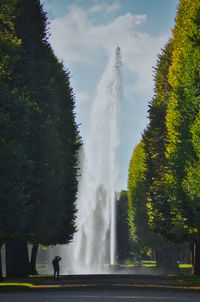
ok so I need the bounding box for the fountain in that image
[48,47,122,274]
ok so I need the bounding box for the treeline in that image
[0,0,81,278]
[127,0,200,274]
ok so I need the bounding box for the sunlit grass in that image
[0,282,34,293]
[0,275,55,292]
[123,261,192,269]
[1,272,200,293]
[0,283,33,287]
[169,274,200,283]
[123,260,157,267]
[179,264,192,268]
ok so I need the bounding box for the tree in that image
[128,142,148,253]
[116,190,130,262]
[143,41,182,241]
[0,0,81,277]
[166,0,200,275]
[12,0,80,276]
[128,142,151,261]
[128,141,178,269]
[0,0,33,278]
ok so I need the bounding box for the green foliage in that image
[128,141,157,259]
[0,88,32,237]
[116,190,130,262]
[128,142,146,239]
[0,0,32,238]
[166,0,200,236]
[0,0,81,250]
[143,41,185,241]
[0,0,21,79]
[126,0,200,274]
[134,0,200,274]
[11,0,81,246]
[127,141,176,267]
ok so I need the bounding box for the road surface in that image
[1,288,200,302]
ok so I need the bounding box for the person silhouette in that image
[52,256,62,280]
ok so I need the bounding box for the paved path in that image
[1,288,200,302]
[1,274,200,302]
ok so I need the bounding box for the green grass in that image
[0,282,32,286]
[142,261,156,267]
[179,264,192,268]
[0,282,33,293]
[0,275,54,292]
[123,260,157,267]
[123,261,192,269]
[169,274,200,284]
[0,272,200,293]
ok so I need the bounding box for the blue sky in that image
[42,0,179,190]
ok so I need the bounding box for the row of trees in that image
[128,0,200,274]
[0,0,81,278]
[127,141,178,269]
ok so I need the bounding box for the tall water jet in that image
[76,46,122,272]
[48,47,122,274]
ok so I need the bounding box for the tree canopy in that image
[128,0,200,274]
[0,0,81,277]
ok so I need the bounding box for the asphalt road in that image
[1,288,200,302]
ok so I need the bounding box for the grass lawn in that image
[123,261,192,269]
[169,274,200,285]
[0,265,197,293]
[0,283,33,292]
[179,264,192,268]
[0,275,54,292]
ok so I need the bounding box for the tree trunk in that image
[155,245,178,271]
[190,243,195,274]
[0,244,3,281]
[6,238,29,277]
[29,244,39,275]
[192,240,200,276]
[155,247,162,268]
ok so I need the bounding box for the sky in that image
[42,0,179,190]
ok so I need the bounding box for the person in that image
[52,256,62,280]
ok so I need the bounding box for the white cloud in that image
[88,3,121,14]
[49,4,168,93]
[45,2,173,190]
